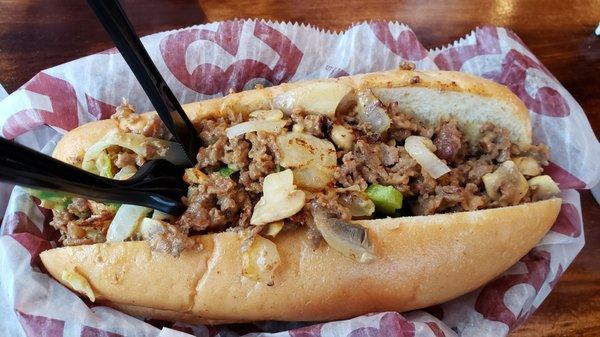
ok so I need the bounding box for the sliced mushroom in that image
[250,169,306,225]
[482,160,529,204]
[272,82,353,117]
[330,124,354,151]
[528,175,560,201]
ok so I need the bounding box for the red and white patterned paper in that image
[0,20,598,337]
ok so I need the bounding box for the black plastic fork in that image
[0,138,187,214]
[87,0,201,164]
[0,0,202,215]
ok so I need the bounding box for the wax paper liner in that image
[0,20,597,337]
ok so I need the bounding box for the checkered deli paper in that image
[0,20,598,337]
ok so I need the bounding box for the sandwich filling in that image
[40,78,560,284]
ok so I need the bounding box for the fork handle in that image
[0,137,184,191]
[0,138,186,214]
[86,0,199,165]
[0,158,185,214]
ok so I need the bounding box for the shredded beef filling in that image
[239,131,279,193]
[50,198,115,246]
[291,112,333,138]
[51,92,553,258]
[177,173,253,232]
[184,109,550,227]
[334,140,420,193]
[433,120,465,162]
[146,222,197,257]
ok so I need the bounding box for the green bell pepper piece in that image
[366,184,403,215]
[218,164,239,177]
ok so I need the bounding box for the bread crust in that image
[40,199,561,323]
[42,69,556,323]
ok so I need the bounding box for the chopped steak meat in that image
[463,183,487,210]
[147,223,197,257]
[239,131,279,193]
[388,111,433,141]
[197,136,226,170]
[195,113,278,194]
[49,88,555,258]
[479,122,512,162]
[50,199,115,246]
[380,143,400,166]
[177,173,253,232]
[466,159,496,185]
[291,112,333,138]
[309,191,353,221]
[196,119,227,169]
[223,136,250,170]
[334,139,419,193]
[412,185,464,215]
[434,120,464,162]
[66,197,90,218]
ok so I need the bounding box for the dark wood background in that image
[0,0,598,335]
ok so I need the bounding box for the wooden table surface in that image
[0,0,598,336]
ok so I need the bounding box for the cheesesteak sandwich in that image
[38,68,562,324]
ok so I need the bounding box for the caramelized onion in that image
[249,109,284,121]
[277,132,337,189]
[82,129,188,174]
[138,218,167,240]
[242,235,281,285]
[263,221,285,237]
[106,204,151,242]
[404,136,451,179]
[113,165,137,180]
[312,207,375,263]
[226,120,286,139]
[356,89,390,136]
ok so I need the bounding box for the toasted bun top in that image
[53,69,531,163]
